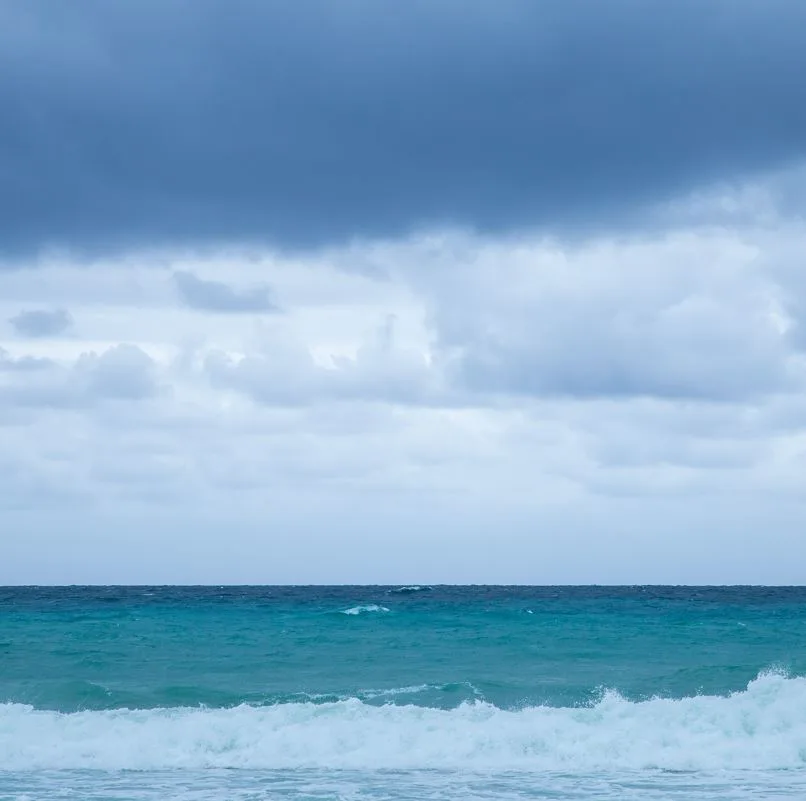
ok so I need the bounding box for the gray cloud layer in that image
[9,308,73,338]
[2,0,806,256]
[173,271,278,313]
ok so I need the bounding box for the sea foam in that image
[341,604,390,615]
[1,672,805,772]
[390,585,432,594]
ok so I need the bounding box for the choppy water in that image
[2,586,806,799]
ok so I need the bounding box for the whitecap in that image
[390,586,432,594]
[341,605,390,616]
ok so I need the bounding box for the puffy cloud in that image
[0,343,161,408]
[74,343,161,401]
[0,347,54,372]
[410,229,803,402]
[203,315,440,406]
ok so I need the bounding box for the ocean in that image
[1,586,805,800]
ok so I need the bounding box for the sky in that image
[2,1,806,584]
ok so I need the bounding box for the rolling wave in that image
[2,672,805,772]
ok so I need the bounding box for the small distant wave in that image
[285,682,483,707]
[358,684,432,700]
[3,672,806,772]
[341,605,390,616]
[389,586,432,594]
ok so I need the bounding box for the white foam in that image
[2,672,806,772]
[390,586,432,593]
[341,604,390,615]
[358,684,432,699]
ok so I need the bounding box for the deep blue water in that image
[2,586,806,799]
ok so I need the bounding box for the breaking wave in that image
[341,605,390,615]
[2,672,806,772]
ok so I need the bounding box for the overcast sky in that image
[2,1,806,584]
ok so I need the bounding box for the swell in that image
[2,672,806,772]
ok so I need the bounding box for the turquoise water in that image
[2,586,806,799]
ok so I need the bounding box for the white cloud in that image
[0,343,161,408]
[203,314,441,407]
[397,228,802,402]
[2,172,806,582]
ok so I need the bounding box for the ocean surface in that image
[2,586,806,800]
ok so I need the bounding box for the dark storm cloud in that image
[173,271,277,313]
[9,308,73,338]
[2,0,806,256]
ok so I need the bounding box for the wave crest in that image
[2,672,805,772]
[390,586,432,594]
[341,605,390,615]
